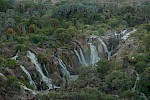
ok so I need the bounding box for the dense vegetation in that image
[0,0,150,100]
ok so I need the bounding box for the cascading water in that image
[11,51,19,61]
[98,37,112,60]
[98,37,108,53]
[79,47,88,66]
[89,43,100,65]
[132,71,139,92]
[27,51,53,90]
[43,64,49,76]
[0,73,6,78]
[88,35,100,65]
[74,49,83,65]
[57,58,70,79]
[20,65,37,90]
[132,70,148,100]
[121,28,136,40]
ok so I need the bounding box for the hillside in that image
[0,0,150,100]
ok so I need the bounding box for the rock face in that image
[0,75,35,100]
[111,37,139,63]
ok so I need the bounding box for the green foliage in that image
[4,59,19,68]
[139,67,150,97]
[108,17,120,28]
[52,3,98,20]
[119,90,137,99]
[142,34,150,51]
[105,70,132,93]
[135,61,148,73]
[3,76,21,94]
[4,18,16,29]
[35,94,50,100]
[52,28,72,43]
[29,34,47,44]
[0,0,10,12]
[15,44,28,53]
[96,59,114,78]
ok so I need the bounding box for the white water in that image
[132,71,139,92]
[89,43,100,65]
[27,51,53,90]
[79,48,88,66]
[98,37,109,53]
[140,92,148,100]
[98,37,112,60]
[132,71,148,100]
[43,64,49,76]
[0,73,6,79]
[121,28,136,40]
[11,51,19,61]
[74,49,83,65]
[20,65,37,90]
[58,58,70,80]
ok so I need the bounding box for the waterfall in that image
[121,28,136,40]
[132,71,148,100]
[140,93,148,100]
[79,48,88,66]
[98,37,108,53]
[88,34,100,65]
[43,64,49,76]
[89,43,100,65]
[98,37,112,60]
[20,65,37,90]
[58,58,70,79]
[74,49,83,65]
[0,73,6,78]
[132,71,139,92]
[27,51,53,90]
[11,51,19,61]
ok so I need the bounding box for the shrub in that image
[4,18,16,29]
[7,28,15,35]
[96,59,114,78]
[142,34,150,51]
[105,70,132,93]
[29,24,35,33]
[135,61,147,73]
[119,90,137,99]
[52,28,72,43]
[4,59,19,68]
[29,34,46,44]
[139,67,150,97]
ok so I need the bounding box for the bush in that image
[108,17,120,28]
[119,90,137,99]
[142,34,150,51]
[96,59,114,78]
[139,67,150,97]
[104,70,132,93]
[29,24,35,33]
[3,76,21,94]
[52,28,72,43]
[135,61,148,73]
[7,28,15,35]
[29,34,46,44]
[4,59,19,68]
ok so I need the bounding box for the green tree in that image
[96,59,114,78]
[105,70,132,93]
[135,61,147,73]
[142,34,150,51]
[0,0,9,12]
[139,67,150,98]
[108,17,120,28]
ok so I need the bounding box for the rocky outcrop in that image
[0,75,35,100]
[111,37,139,63]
